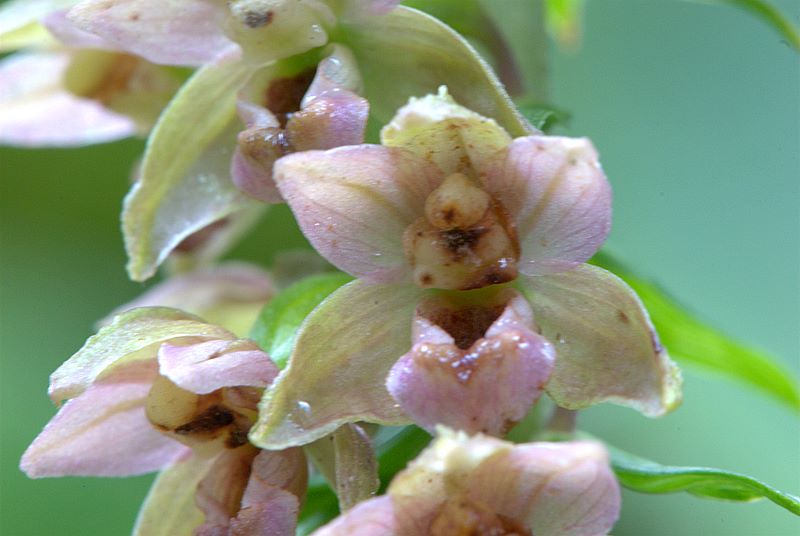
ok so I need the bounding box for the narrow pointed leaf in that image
[592,251,800,412]
[340,6,532,137]
[686,0,800,51]
[123,52,256,281]
[609,444,800,515]
[250,281,423,449]
[249,272,353,369]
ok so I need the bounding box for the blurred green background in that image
[1,1,798,534]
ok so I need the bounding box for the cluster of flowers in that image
[5,1,682,534]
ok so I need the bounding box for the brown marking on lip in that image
[264,69,316,127]
[441,228,487,255]
[83,54,140,105]
[225,427,250,448]
[617,310,630,324]
[175,405,234,435]
[244,9,273,28]
[423,303,504,350]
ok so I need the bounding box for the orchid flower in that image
[250,89,682,450]
[20,307,306,535]
[0,7,182,147]
[312,429,621,536]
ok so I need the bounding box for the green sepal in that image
[339,6,533,137]
[610,444,800,515]
[515,101,570,131]
[592,251,800,413]
[249,272,353,370]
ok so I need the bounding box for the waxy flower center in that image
[430,496,531,536]
[404,173,520,290]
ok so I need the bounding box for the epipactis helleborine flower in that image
[312,428,621,536]
[20,307,306,535]
[250,89,681,450]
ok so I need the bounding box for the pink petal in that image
[287,90,369,151]
[230,128,287,203]
[311,496,397,536]
[21,361,190,477]
[229,449,306,536]
[301,45,363,104]
[274,146,442,282]
[485,136,611,275]
[158,339,278,394]
[0,51,135,146]
[67,0,236,66]
[468,441,620,536]
[387,292,555,435]
[43,9,117,49]
[521,264,682,416]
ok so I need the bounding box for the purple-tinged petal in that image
[158,339,278,395]
[274,146,442,282]
[287,90,369,151]
[229,449,306,535]
[250,281,424,450]
[49,307,233,404]
[21,361,191,478]
[485,136,611,275]
[0,51,135,146]
[67,0,236,66]
[0,0,80,50]
[133,454,215,536]
[310,496,397,536]
[302,45,363,104]
[101,262,275,336]
[520,264,682,416]
[467,441,620,536]
[42,9,115,48]
[387,292,554,435]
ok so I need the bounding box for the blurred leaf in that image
[592,251,800,413]
[687,0,800,51]
[610,444,800,515]
[546,0,585,47]
[340,6,532,136]
[515,101,570,131]
[249,272,352,369]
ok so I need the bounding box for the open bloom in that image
[0,8,181,147]
[313,429,620,536]
[20,307,306,535]
[250,89,681,450]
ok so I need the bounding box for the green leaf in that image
[340,6,534,137]
[592,251,800,412]
[610,444,800,515]
[687,0,800,51]
[249,272,352,370]
[122,52,257,281]
[374,425,431,492]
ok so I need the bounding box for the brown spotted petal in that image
[386,291,554,435]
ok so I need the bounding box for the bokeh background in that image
[1,1,798,534]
